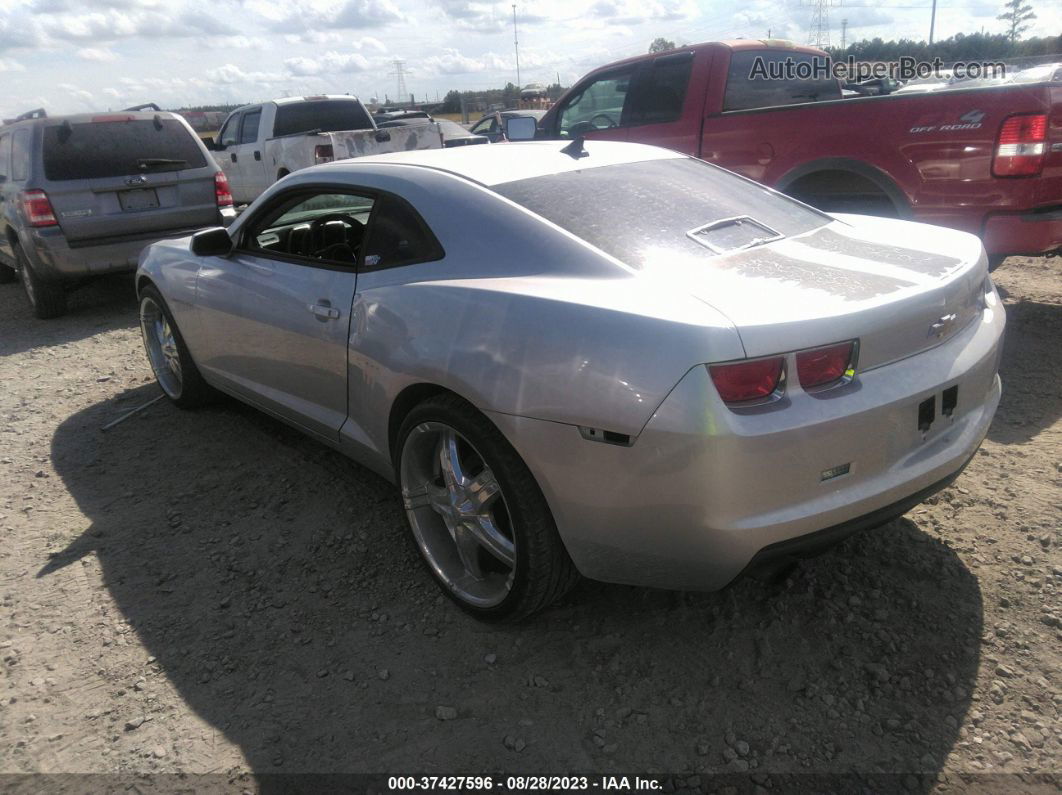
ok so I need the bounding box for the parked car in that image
[136,140,1004,620]
[373,110,433,124]
[470,110,547,143]
[1013,63,1062,83]
[211,96,443,204]
[0,106,234,318]
[378,117,487,148]
[528,40,1062,267]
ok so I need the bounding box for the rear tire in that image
[397,393,579,621]
[138,285,215,409]
[17,245,67,319]
[0,260,15,284]
[988,255,1006,272]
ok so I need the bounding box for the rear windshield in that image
[273,101,374,137]
[42,119,207,181]
[493,158,829,268]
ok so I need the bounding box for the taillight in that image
[20,190,58,227]
[314,144,334,164]
[796,341,856,390]
[214,171,233,208]
[708,356,785,403]
[993,113,1047,177]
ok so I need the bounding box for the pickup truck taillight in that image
[214,171,234,208]
[314,144,334,164]
[20,190,58,227]
[993,113,1047,177]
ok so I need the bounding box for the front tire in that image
[17,246,67,318]
[139,285,214,408]
[397,394,578,621]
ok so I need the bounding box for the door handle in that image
[230,153,238,163]
[254,150,262,161]
[309,302,340,320]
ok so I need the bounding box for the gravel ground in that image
[0,258,1059,792]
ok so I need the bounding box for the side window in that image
[244,191,376,267]
[724,51,842,112]
[556,67,635,138]
[239,109,261,145]
[11,129,30,182]
[362,194,444,270]
[626,52,693,125]
[219,113,240,147]
[0,134,10,182]
[470,118,495,135]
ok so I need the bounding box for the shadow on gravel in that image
[0,274,137,358]
[988,297,1062,445]
[44,386,983,788]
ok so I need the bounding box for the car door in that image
[194,187,372,440]
[235,107,270,199]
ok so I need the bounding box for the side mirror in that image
[505,116,537,141]
[202,136,216,150]
[191,227,233,257]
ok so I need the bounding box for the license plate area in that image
[917,385,960,437]
[118,189,159,212]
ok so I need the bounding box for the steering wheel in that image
[590,113,618,130]
[309,213,365,258]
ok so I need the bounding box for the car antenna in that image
[560,136,588,159]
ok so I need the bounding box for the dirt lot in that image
[0,258,1059,791]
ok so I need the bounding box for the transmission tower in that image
[804,0,841,49]
[391,60,408,103]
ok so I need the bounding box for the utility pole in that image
[929,0,937,44]
[512,4,521,89]
[804,0,840,49]
[841,18,847,50]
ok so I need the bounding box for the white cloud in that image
[77,47,118,61]
[285,51,373,76]
[271,0,404,33]
[0,57,25,72]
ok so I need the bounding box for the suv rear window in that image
[42,119,208,181]
[273,101,373,137]
[724,50,842,111]
[493,158,829,268]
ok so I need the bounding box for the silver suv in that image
[0,106,236,318]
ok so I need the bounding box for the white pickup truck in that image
[209,95,444,204]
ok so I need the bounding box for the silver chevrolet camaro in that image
[136,140,1005,620]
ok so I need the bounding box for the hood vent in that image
[687,215,782,254]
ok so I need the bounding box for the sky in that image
[0,0,1058,117]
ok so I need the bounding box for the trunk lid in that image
[674,215,988,369]
[41,118,219,243]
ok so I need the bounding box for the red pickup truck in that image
[536,40,1062,267]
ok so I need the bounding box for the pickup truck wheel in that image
[0,262,15,284]
[277,169,290,180]
[139,286,215,408]
[17,245,67,319]
[785,171,900,219]
[988,256,1006,272]
[397,393,579,621]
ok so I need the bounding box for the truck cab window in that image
[11,129,30,182]
[556,67,635,138]
[219,115,240,147]
[239,110,262,145]
[627,52,693,125]
[724,51,842,112]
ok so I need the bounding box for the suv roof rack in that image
[14,108,47,122]
[123,103,161,112]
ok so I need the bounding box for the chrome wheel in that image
[140,296,182,398]
[400,422,516,608]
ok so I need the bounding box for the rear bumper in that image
[25,219,232,281]
[489,292,1005,591]
[981,205,1062,258]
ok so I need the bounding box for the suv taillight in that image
[214,171,233,208]
[20,190,58,227]
[993,113,1047,177]
[314,144,334,164]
